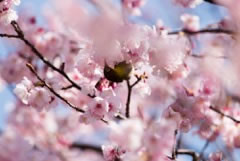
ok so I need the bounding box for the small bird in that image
[104,61,133,83]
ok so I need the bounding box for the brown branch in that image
[125,80,132,118]
[26,63,109,124]
[176,132,182,151]
[8,21,83,92]
[125,76,142,118]
[0,33,19,38]
[172,130,178,160]
[70,143,122,161]
[229,94,240,104]
[190,54,228,59]
[203,0,226,6]
[168,29,234,36]
[70,143,102,153]
[199,140,210,159]
[71,142,200,161]
[0,22,115,124]
[61,85,74,90]
[176,149,200,161]
[26,63,85,113]
[209,106,240,124]
[204,0,217,5]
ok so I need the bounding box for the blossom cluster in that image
[0,0,20,24]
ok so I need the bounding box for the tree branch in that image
[6,21,83,92]
[199,140,210,159]
[70,143,122,161]
[27,63,110,124]
[125,80,132,118]
[168,29,234,36]
[125,76,142,118]
[0,33,19,38]
[176,149,199,161]
[70,143,102,153]
[26,63,85,113]
[172,130,178,160]
[204,0,217,5]
[209,106,240,124]
[71,142,200,161]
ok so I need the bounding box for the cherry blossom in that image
[208,152,223,161]
[0,0,20,24]
[14,77,33,104]
[121,0,147,16]
[14,77,57,111]
[0,0,239,161]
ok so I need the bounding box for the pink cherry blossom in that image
[14,77,33,104]
[0,0,240,161]
[0,0,20,24]
[14,77,57,111]
[208,152,223,161]
[181,13,200,31]
[109,119,144,151]
[102,144,125,161]
[87,97,109,120]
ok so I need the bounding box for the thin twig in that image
[125,80,132,118]
[125,76,142,118]
[209,106,240,124]
[26,63,85,113]
[199,140,210,159]
[176,149,199,161]
[169,29,234,36]
[176,132,182,150]
[61,85,74,90]
[8,21,83,92]
[70,143,122,161]
[71,142,200,161]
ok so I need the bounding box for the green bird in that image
[104,61,133,83]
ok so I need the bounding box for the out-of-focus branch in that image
[204,0,217,5]
[210,106,240,124]
[0,21,84,92]
[26,63,85,113]
[172,130,178,160]
[70,143,102,153]
[70,143,122,161]
[10,21,83,91]
[171,131,201,161]
[61,85,74,90]
[176,149,199,161]
[0,33,19,38]
[199,140,210,159]
[190,54,227,59]
[168,29,234,36]
[70,143,199,161]
[27,63,109,124]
